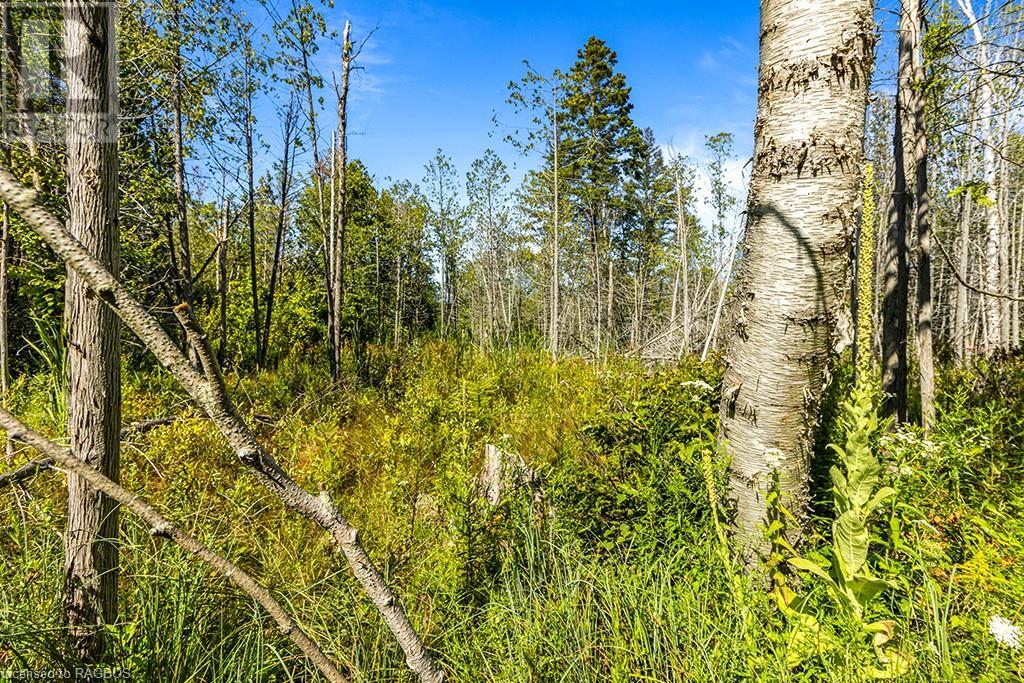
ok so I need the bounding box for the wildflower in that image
[989,615,1022,650]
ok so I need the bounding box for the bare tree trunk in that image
[606,259,614,351]
[0,201,10,460]
[717,0,873,555]
[882,23,912,424]
[550,111,560,357]
[958,0,1002,354]
[218,193,229,367]
[327,132,337,373]
[908,0,934,431]
[1014,197,1023,346]
[259,101,296,367]
[0,133,9,458]
[590,214,602,354]
[244,47,262,367]
[955,129,975,361]
[393,251,402,347]
[170,4,192,309]
[673,169,691,357]
[62,0,120,660]
[999,132,1011,347]
[330,21,352,381]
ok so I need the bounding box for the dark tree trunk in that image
[882,20,912,424]
[260,101,296,367]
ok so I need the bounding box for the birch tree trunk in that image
[718,0,873,554]
[1013,199,1023,346]
[958,0,1002,354]
[62,0,120,660]
[954,122,975,361]
[217,193,229,366]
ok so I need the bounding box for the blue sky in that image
[246,0,761,223]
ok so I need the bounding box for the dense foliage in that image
[2,344,1022,680]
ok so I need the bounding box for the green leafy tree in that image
[561,36,642,351]
[704,132,735,240]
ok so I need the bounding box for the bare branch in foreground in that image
[0,409,348,683]
[0,168,445,683]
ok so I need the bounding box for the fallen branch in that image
[0,457,53,488]
[0,168,444,683]
[0,409,348,683]
[1,418,179,489]
[120,416,178,439]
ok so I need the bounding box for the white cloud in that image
[663,137,751,243]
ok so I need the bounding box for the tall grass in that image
[2,344,1023,681]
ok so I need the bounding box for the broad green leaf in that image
[863,486,896,516]
[834,510,869,576]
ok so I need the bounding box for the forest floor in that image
[1,343,1023,681]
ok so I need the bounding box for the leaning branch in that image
[0,168,444,683]
[933,232,1024,302]
[0,409,348,683]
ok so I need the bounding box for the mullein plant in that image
[767,164,911,678]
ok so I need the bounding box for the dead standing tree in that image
[329,21,352,380]
[0,168,445,682]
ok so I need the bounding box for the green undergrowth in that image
[1,343,1023,681]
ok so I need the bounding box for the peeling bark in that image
[718,0,874,556]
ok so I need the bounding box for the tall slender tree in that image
[883,1,913,423]
[909,0,935,431]
[62,0,120,659]
[330,20,352,380]
[957,0,1003,353]
[561,37,640,354]
[505,63,565,356]
[259,97,298,366]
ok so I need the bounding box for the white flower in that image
[989,615,1022,650]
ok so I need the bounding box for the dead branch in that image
[0,457,53,488]
[120,416,178,439]
[934,232,1024,302]
[0,167,444,683]
[0,409,348,683]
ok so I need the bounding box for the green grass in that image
[1,343,1023,681]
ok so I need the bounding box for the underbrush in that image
[1,343,1023,681]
